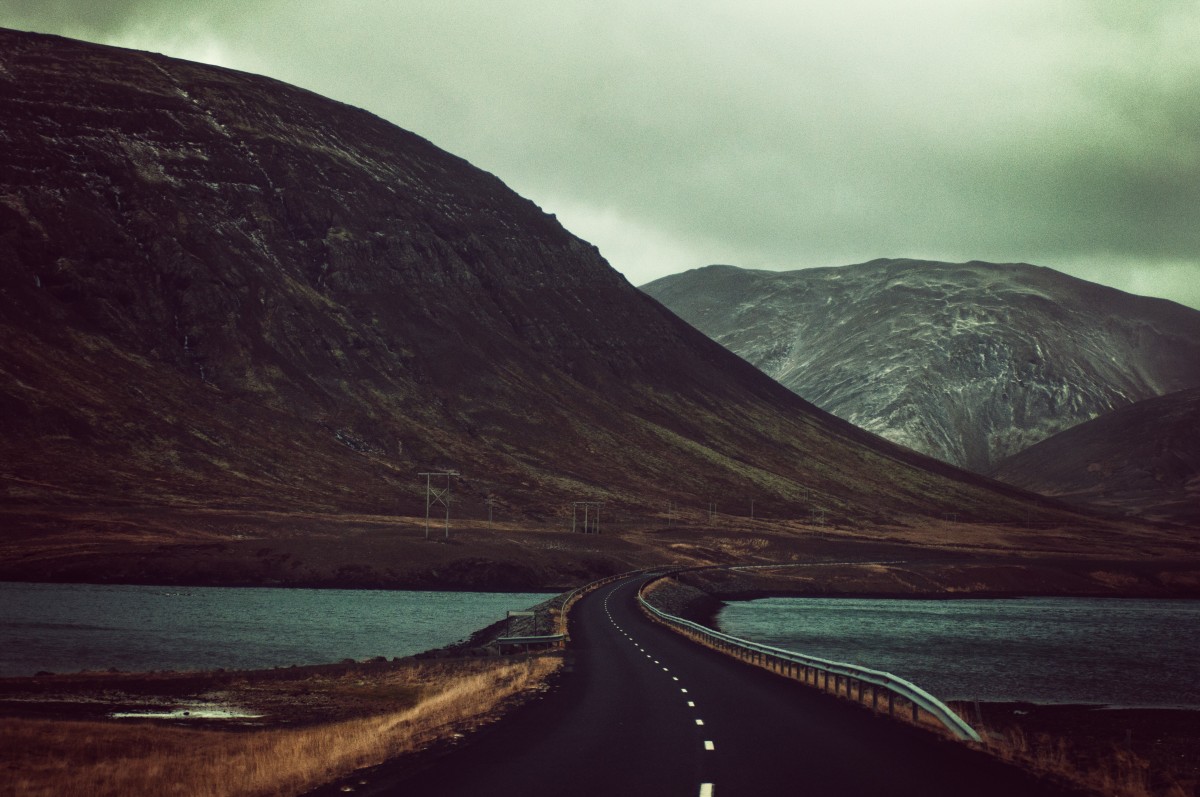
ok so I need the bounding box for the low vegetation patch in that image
[967,704,1200,797]
[0,655,560,797]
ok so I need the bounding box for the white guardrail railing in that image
[637,580,982,743]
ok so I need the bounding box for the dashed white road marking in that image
[681,688,688,694]
[695,718,705,726]
[673,676,680,681]
[700,783,714,796]
[687,701,695,707]
[704,740,715,751]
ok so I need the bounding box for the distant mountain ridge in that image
[642,260,1200,471]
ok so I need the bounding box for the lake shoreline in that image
[643,574,1200,795]
[0,582,557,679]
[7,572,1199,796]
[712,594,1200,709]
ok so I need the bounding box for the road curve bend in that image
[372,576,1082,796]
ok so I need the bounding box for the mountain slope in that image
[642,261,1200,472]
[0,30,1132,588]
[988,388,1200,525]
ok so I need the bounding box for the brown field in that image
[0,654,560,797]
[3,504,1199,597]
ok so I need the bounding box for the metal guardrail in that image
[492,566,675,652]
[492,633,567,651]
[637,580,982,743]
[552,565,676,635]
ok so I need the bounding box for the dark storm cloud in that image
[5,1,1199,307]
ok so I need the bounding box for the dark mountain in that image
[0,30,1119,587]
[988,388,1200,525]
[642,261,1200,472]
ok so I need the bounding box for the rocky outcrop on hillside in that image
[643,260,1200,472]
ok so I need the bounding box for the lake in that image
[0,581,554,677]
[717,596,1200,708]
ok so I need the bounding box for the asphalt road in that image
[366,576,1083,796]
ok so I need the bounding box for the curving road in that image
[355,576,1082,796]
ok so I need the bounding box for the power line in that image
[418,471,459,539]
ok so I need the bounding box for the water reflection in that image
[0,582,553,676]
[717,597,1200,707]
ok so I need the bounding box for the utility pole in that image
[572,501,602,534]
[419,471,459,540]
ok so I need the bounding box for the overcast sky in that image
[8,1,1200,308]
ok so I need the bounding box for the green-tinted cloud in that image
[4,0,1198,307]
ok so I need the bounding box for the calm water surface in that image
[0,582,553,676]
[718,597,1200,707]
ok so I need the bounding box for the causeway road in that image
[366,576,1082,796]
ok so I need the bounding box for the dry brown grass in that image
[974,721,1190,797]
[0,655,560,797]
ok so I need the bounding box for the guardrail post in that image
[888,692,895,717]
[912,701,919,723]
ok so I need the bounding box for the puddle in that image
[110,703,263,720]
